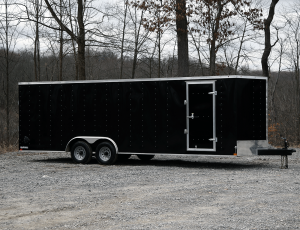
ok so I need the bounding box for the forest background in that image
[0,0,299,152]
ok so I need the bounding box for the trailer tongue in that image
[257,138,296,168]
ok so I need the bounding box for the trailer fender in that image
[65,136,118,153]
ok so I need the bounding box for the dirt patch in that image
[0,144,18,155]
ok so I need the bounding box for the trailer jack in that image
[280,155,288,169]
[280,137,290,169]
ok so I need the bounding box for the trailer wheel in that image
[71,141,92,164]
[95,142,117,165]
[137,154,155,161]
[117,154,131,161]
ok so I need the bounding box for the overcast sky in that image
[13,0,300,72]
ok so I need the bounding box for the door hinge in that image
[209,137,218,142]
[184,129,188,134]
[208,91,217,95]
[184,100,187,105]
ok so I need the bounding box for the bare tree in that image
[43,0,86,79]
[261,0,279,78]
[176,0,189,76]
[120,0,129,79]
[131,0,189,77]
[191,0,263,76]
[33,0,42,81]
[190,30,206,76]
[58,0,63,81]
[127,2,151,79]
[29,0,105,80]
[0,0,21,145]
[282,6,300,143]
[234,19,248,75]
[218,18,259,75]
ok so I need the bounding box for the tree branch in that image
[43,0,77,41]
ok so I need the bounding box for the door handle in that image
[187,113,199,119]
[187,113,194,119]
[209,138,218,142]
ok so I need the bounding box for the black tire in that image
[117,154,131,161]
[71,141,92,164]
[95,142,117,165]
[137,154,155,161]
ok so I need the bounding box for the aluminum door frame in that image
[186,80,216,151]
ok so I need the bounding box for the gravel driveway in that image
[1,151,300,229]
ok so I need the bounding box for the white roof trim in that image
[18,75,267,85]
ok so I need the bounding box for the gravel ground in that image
[1,150,300,230]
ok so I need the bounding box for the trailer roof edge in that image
[18,75,267,85]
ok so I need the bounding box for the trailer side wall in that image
[19,77,266,155]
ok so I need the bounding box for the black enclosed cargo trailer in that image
[18,75,293,165]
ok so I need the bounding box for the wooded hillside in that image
[0,0,299,149]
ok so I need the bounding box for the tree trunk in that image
[37,32,41,81]
[77,39,85,80]
[270,39,284,126]
[59,0,63,81]
[235,20,247,75]
[33,27,38,81]
[73,47,79,80]
[150,35,158,78]
[210,41,216,76]
[158,0,162,78]
[131,6,144,79]
[59,29,63,81]
[68,0,78,80]
[261,0,279,78]
[5,0,9,145]
[176,0,189,77]
[149,58,152,78]
[295,39,300,144]
[210,1,223,76]
[132,47,138,79]
[77,0,85,80]
[34,0,41,82]
[44,0,85,80]
[158,29,161,78]
[120,0,128,79]
[191,32,205,76]
[131,5,138,79]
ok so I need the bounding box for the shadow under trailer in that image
[18,76,295,167]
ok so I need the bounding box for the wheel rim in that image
[74,146,86,161]
[99,146,111,162]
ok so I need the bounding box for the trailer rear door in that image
[186,81,216,151]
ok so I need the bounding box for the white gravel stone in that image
[0,151,300,229]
